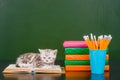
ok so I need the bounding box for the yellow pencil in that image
[85,39,92,49]
[90,33,96,50]
[104,40,111,49]
[103,35,112,50]
[83,34,112,50]
[83,35,93,49]
[94,35,98,50]
[105,35,112,49]
[99,35,104,50]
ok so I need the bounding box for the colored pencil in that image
[83,34,112,50]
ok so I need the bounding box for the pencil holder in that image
[90,50,106,74]
[91,73,105,80]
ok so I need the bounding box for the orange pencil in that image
[99,36,104,50]
[104,40,111,50]
[94,35,98,50]
[83,34,112,50]
[102,35,112,50]
[85,39,92,49]
[83,35,93,49]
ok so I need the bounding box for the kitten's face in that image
[39,49,57,64]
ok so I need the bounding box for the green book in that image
[64,48,109,54]
[65,60,109,65]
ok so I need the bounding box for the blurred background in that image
[0,0,120,61]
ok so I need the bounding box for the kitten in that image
[16,49,57,68]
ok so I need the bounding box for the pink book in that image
[63,41,88,48]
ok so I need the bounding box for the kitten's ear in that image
[38,49,43,53]
[53,49,58,54]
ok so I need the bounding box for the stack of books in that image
[63,41,109,71]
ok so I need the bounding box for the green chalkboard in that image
[0,0,120,60]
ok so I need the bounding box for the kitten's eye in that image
[43,57,46,59]
[54,53,56,55]
[48,57,51,59]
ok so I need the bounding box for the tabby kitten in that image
[16,49,57,68]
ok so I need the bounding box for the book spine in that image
[65,72,109,78]
[65,60,109,65]
[65,65,109,71]
[64,48,108,54]
[63,41,88,48]
[65,48,89,54]
[65,54,109,60]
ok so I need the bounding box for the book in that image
[65,60,109,65]
[66,71,91,77]
[65,65,109,71]
[34,66,62,73]
[3,64,63,74]
[65,72,109,79]
[65,54,109,60]
[63,41,88,48]
[65,48,89,54]
[64,48,109,54]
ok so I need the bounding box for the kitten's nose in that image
[46,60,48,62]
